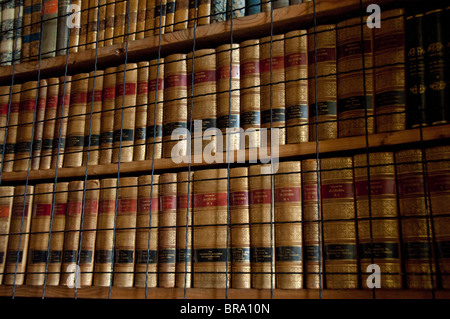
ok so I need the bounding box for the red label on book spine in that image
[275,187,301,203]
[103,87,116,100]
[137,82,148,95]
[71,92,88,104]
[303,184,318,201]
[118,198,137,213]
[149,79,164,92]
[84,200,99,215]
[161,195,177,210]
[67,201,82,215]
[321,183,354,199]
[38,97,46,109]
[188,70,216,85]
[398,175,425,196]
[11,102,19,113]
[165,74,187,88]
[308,48,336,64]
[241,61,260,76]
[99,200,116,214]
[138,197,159,213]
[0,206,10,218]
[55,203,67,216]
[116,83,137,96]
[355,178,396,197]
[20,100,36,111]
[260,56,285,73]
[250,189,272,205]
[12,204,30,217]
[428,174,450,193]
[217,65,240,80]
[43,0,58,15]
[285,52,307,67]
[47,96,58,108]
[177,195,193,209]
[87,90,103,103]
[35,203,52,216]
[194,193,228,208]
[230,191,249,206]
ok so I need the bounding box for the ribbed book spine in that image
[285,30,308,144]
[165,0,175,32]
[26,183,54,286]
[113,0,126,44]
[135,174,159,288]
[40,78,59,170]
[193,168,230,288]
[113,177,138,287]
[240,39,260,149]
[245,0,260,16]
[374,9,406,132]
[176,171,193,288]
[146,58,164,160]
[134,61,149,162]
[128,0,139,41]
[229,167,250,288]
[154,0,167,34]
[29,0,42,60]
[104,0,115,46]
[144,0,155,37]
[21,0,32,61]
[113,63,137,163]
[64,73,88,168]
[163,54,188,159]
[93,178,116,287]
[0,0,16,65]
[86,0,99,50]
[78,0,89,51]
[31,79,48,170]
[0,186,14,284]
[308,24,337,141]
[159,173,177,288]
[99,67,116,165]
[41,0,58,58]
[68,0,81,53]
[56,0,70,56]
[97,0,106,47]
[0,86,10,169]
[13,0,23,63]
[321,157,357,289]
[260,34,286,147]
[174,0,188,30]
[354,152,401,289]
[188,0,210,27]
[83,70,104,166]
[249,164,274,289]
[3,185,34,285]
[261,0,270,12]
[2,84,21,172]
[217,43,240,152]
[211,0,226,23]
[136,0,147,39]
[274,161,302,288]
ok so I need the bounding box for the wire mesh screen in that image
[0,0,448,301]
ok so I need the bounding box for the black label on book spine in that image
[113,129,134,142]
[146,125,163,138]
[218,115,240,129]
[84,134,100,147]
[66,135,84,148]
[114,250,134,263]
[251,247,273,263]
[275,246,302,262]
[261,109,285,125]
[324,244,356,260]
[5,143,15,154]
[0,252,3,264]
[437,241,450,259]
[375,91,405,108]
[31,250,48,263]
[242,111,260,126]
[135,250,157,264]
[32,140,42,152]
[286,104,308,120]
[6,250,23,263]
[338,96,373,113]
[63,250,77,263]
[53,137,65,150]
[167,1,176,13]
[158,249,176,263]
[194,248,231,263]
[176,248,191,263]
[49,250,62,263]
[42,138,54,151]
[135,127,146,141]
[404,242,432,260]
[305,245,320,262]
[309,101,338,117]
[163,122,187,137]
[232,248,250,263]
[80,250,93,263]
[100,132,113,145]
[358,242,399,260]
[95,250,113,263]
[15,141,32,153]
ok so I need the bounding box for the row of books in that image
[0,0,312,65]
[0,145,448,289]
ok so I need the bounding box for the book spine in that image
[154,0,167,34]
[113,63,137,163]
[261,0,270,12]
[0,0,16,65]
[26,183,54,286]
[396,149,436,289]
[56,0,70,56]
[240,39,260,149]
[187,49,217,156]
[146,59,164,160]
[274,161,302,288]
[99,67,116,165]
[3,185,34,285]
[83,70,104,166]
[159,173,177,288]
[163,53,188,159]
[21,0,32,61]
[51,75,71,169]
[188,0,210,27]
[93,178,116,287]
[405,13,428,128]
[308,24,337,141]
[136,0,147,39]
[40,78,59,170]
[249,164,274,289]
[64,73,88,168]
[176,171,193,288]
[46,182,68,286]
[165,0,175,32]
[29,0,42,60]
[144,0,155,37]
[285,30,308,143]
[134,61,149,162]
[41,0,58,58]
[217,43,240,152]
[68,0,81,53]
[78,179,100,286]
[97,0,106,47]
[113,177,138,287]
[229,167,251,288]
[272,0,288,9]
[425,145,450,289]
[0,86,10,169]
[289,0,302,4]
[14,81,38,172]
[173,0,188,31]
[193,168,230,288]
[135,174,159,288]
[211,0,226,23]
[260,34,286,146]
[0,186,14,284]
[374,9,406,132]
[337,17,374,138]
[13,0,24,63]
[31,79,48,170]
[128,0,139,41]
[113,0,126,44]
[245,0,260,16]
[354,152,402,289]
[78,0,89,51]
[227,0,245,19]
[2,84,21,172]
[103,0,114,46]
[321,157,357,289]
[85,0,98,50]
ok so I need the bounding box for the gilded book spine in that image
[260,34,286,146]
[229,167,251,288]
[78,0,89,51]
[354,152,401,289]
[240,39,260,149]
[188,49,217,157]
[217,43,240,152]
[274,161,302,288]
[26,183,54,286]
[285,30,308,144]
[99,67,116,165]
[97,0,106,47]
[154,0,167,34]
[113,63,137,164]
[163,54,187,158]
[135,174,159,288]
[2,84,21,172]
[31,79,48,170]
[0,86,10,169]
[29,0,42,60]
[104,0,115,46]
[68,0,81,53]
[113,0,126,44]
[134,61,149,162]
[46,182,68,286]
[0,0,16,65]
[165,0,175,32]
[40,78,59,170]
[337,17,374,137]
[308,24,337,141]
[174,0,188,31]
[176,171,193,288]
[113,177,138,287]
[86,0,99,50]
[3,185,34,285]
[128,0,139,42]
[56,0,70,56]
[374,9,406,132]
[321,157,357,289]
[136,0,147,39]
[41,0,58,58]
[159,173,177,288]
[426,145,450,289]
[93,178,116,287]
[51,76,71,169]
[13,0,23,63]
[146,58,164,160]
[193,168,230,288]
[83,70,104,166]
[21,0,32,61]
[396,149,435,289]
[188,0,211,27]
[144,0,155,37]
[64,73,88,168]
[249,164,274,289]
[0,186,14,284]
